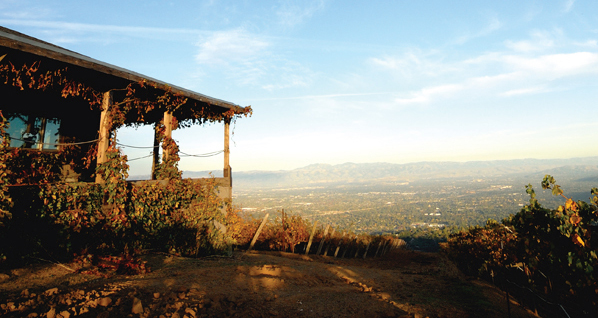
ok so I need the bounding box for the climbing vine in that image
[0,55,251,264]
[0,111,13,227]
[0,57,251,185]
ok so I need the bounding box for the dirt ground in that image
[0,249,538,318]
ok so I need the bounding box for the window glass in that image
[43,119,60,150]
[4,114,60,150]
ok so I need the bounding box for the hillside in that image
[181,157,598,190]
[0,250,537,318]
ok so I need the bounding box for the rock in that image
[98,297,112,307]
[58,310,71,318]
[27,313,38,317]
[132,297,143,314]
[46,308,56,318]
[178,292,186,299]
[21,289,30,297]
[0,273,9,282]
[45,288,59,296]
[153,292,161,299]
[184,307,197,318]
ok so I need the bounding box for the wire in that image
[180,150,224,157]
[115,142,156,149]
[4,136,224,159]
[127,154,155,162]
[116,142,223,157]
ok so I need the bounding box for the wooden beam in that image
[223,119,231,179]
[163,111,173,162]
[95,91,112,184]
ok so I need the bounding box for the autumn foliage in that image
[445,176,598,313]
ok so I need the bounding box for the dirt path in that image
[0,249,537,318]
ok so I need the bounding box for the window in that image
[3,114,60,150]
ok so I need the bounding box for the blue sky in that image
[2,0,597,175]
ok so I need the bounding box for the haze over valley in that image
[183,156,598,238]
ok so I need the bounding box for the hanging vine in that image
[0,60,102,107]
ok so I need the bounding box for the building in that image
[0,26,251,200]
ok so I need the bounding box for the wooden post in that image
[95,91,112,184]
[163,112,173,162]
[323,227,336,256]
[387,238,398,254]
[305,220,318,255]
[316,224,330,255]
[333,232,345,258]
[380,240,388,256]
[246,213,269,253]
[223,119,231,181]
[362,242,371,259]
[341,236,352,258]
[374,240,383,257]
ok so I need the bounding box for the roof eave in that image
[0,27,248,114]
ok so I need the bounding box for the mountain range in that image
[179,156,598,189]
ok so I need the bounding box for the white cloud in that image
[503,52,598,77]
[394,84,463,105]
[194,29,316,90]
[504,30,556,52]
[195,29,269,65]
[574,40,598,48]
[500,86,547,97]
[275,0,326,27]
[369,50,458,78]
[564,0,575,12]
[454,17,502,44]
[469,72,520,86]
[0,19,206,44]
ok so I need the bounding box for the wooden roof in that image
[0,26,247,114]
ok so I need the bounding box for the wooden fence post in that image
[341,236,353,258]
[305,220,318,255]
[333,232,345,258]
[374,239,383,257]
[362,242,371,259]
[316,224,330,255]
[246,213,269,253]
[384,239,394,255]
[354,239,360,258]
[323,228,336,256]
[380,240,388,256]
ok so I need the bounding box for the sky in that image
[1,0,598,175]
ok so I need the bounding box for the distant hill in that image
[181,156,598,189]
